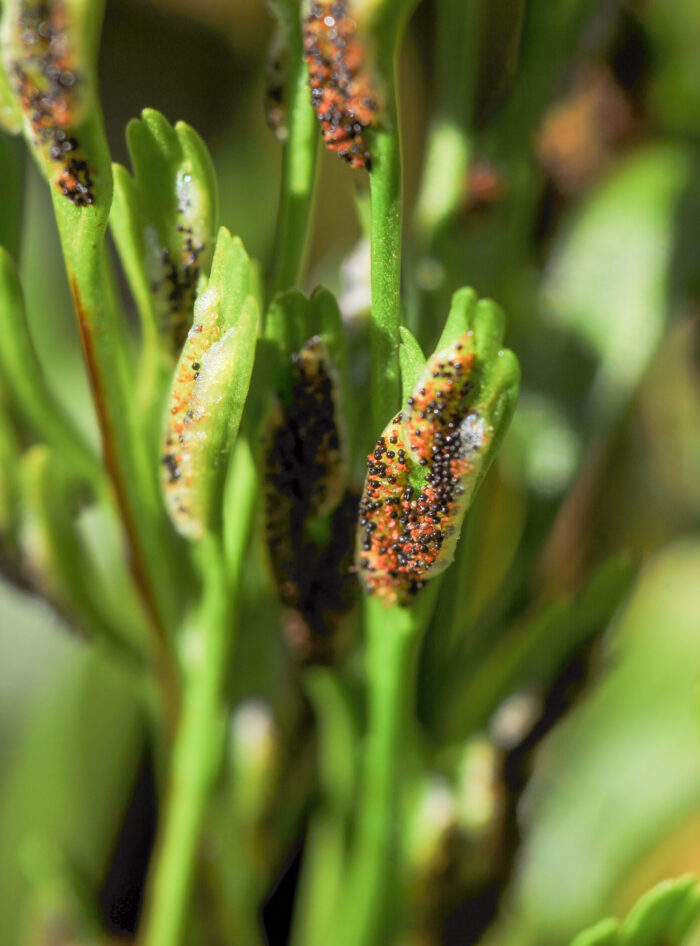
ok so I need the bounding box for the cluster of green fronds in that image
[1,0,700,945]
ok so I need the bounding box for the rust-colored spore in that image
[11,0,95,206]
[303,0,379,171]
[357,338,489,604]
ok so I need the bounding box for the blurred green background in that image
[2,0,700,942]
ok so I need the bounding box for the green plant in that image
[1,1,700,945]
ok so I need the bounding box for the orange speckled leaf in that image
[161,229,256,540]
[357,322,519,604]
[3,0,95,205]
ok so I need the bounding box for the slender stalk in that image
[367,0,418,435]
[271,4,320,294]
[138,532,230,946]
[290,669,357,946]
[140,442,257,946]
[339,593,433,946]
[369,107,402,435]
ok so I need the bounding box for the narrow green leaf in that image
[0,247,99,483]
[517,543,700,940]
[18,445,144,666]
[18,837,103,944]
[305,669,359,810]
[440,553,635,741]
[110,162,158,347]
[569,876,700,946]
[620,875,700,945]
[571,918,620,946]
[0,130,24,257]
[0,393,20,543]
[291,671,359,946]
[314,288,349,397]
[313,286,354,456]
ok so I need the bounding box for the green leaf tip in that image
[356,290,520,604]
[570,918,620,946]
[569,875,700,946]
[113,107,219,354]
[161,229,259,541]
[399,326,427,403]
[436,287,478,351]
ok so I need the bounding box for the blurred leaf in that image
[290,671,359,946]
[17,836,103,946]
[0,578,73,776]
[0,394,20,543]
[641,0,700,136]
[512,540,700,943]
[0,247,99,483]
[438,553,635,742]
[620,875,700,945]
[569,875,700,946]
[0,644,142,945]
[543,145,693,422]
[17,445,145,666]
[0,131,24,256]
[265,288,318,361]
[571,919,620,946]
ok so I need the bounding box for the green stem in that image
[139,532,230,946]
[368,88,403,436]
[140,444,257,946]
[290,669,358,946]
[271,5,319,294]
[367,0,419,435]
[339,594,431,946]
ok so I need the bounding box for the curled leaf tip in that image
[122,112,218,352]
[303,0,381,170]
[356,305,519,605]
